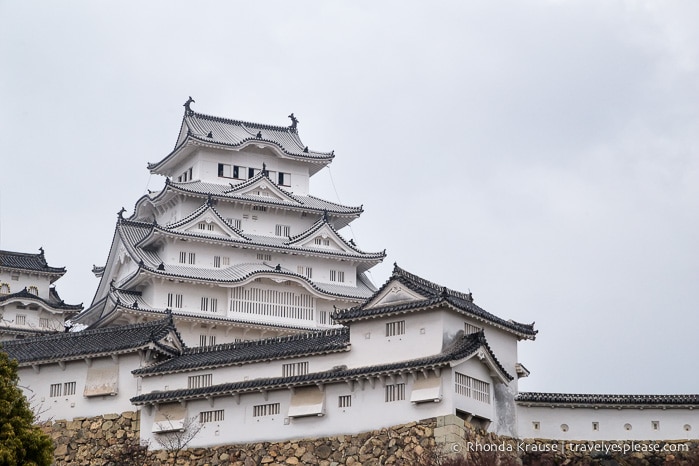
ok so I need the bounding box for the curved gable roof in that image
[334,264,537,339]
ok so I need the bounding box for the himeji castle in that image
[4,100,698,450]
[73,99,385,347]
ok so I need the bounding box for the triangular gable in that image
[225,173,301,205]
[166,204,250,241]
[296,224,349,252]
[450,344,512,385]
[363,278,428,309]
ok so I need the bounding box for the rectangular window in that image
[385,383,406,402]
[592,422,599,431]
[50,383,62,397]
[227,218,242,230]
[314,237,322,245]
[297,266,312,279]
[282,361,309,377]
[233,165,246,179]
[464,322,482,335]
[200,297,217,312]
[252,205,267,212]
[167,293,183,309]
[455,372,490,404]
[222,256,230,266]
[256,253,272,261]
[338,395,352,408]
[253,403,280,417]
[200,409,224,423]
[63,382,76,396]
[386,320,405,337]
[179,251,186,264]
[652,421,660,431]
[278,172,291,186]
[188,374,213,389]
[39,318,50,328]
[318,310,328,325]
[330,270,345,283]
[198,335,216,347]
[188,252,196,265]
[213,256,221,268]
[15,315,26,325]
[275,224,291,237]
[198,223,206,230]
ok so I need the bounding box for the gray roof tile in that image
[1,316,182,364]
[334,264,537,339]
[133,327,350,376]
[130,331,510,405]
[516,392,699,407]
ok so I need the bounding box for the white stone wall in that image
[18,353,145,422]
[517,404,699,441]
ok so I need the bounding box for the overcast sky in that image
[1,1,697,395]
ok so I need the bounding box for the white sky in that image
[1,1,697,395]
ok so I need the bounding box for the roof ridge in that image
[1,316,172,347]
[185,326,349,355]
[189,111,294,134]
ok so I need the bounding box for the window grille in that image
[64,382,76,396]
[275,224,291,236]
[16,315,26,325]
[338,395,352,408]
[386,320,406,337]
[200,409,224,423]
[50,383,62,397]
[464,322,481,335]
[231,287,315,320]
[454,372,490,404]
[282,361,309,377]
[330,270,345,282]
[385,383,406,402]
[253,403,280,417]
[188,374,213,389]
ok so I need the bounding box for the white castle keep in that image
[2,101,697,447]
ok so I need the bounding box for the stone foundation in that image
[41,412,699,465]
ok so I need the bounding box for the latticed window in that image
[338,395,352,408]
[330,270,345,283]
[282,361,309,377]
[200,297,217,312]
[454,372,490,404]
[15,315,26,325]
[50,383,62,397]
[167,293,183,308]
[256,253,272,261]
[188,374,213,389]
[63,382,76,396]
[27,286,39,296]
[39,318,49,328]
[464,322,481,335]
[231,287,315,320]
[253,403,280,417]
[275,224,290,236]
[199,335,216,347]
[296,266,312,279]
[386,320,405,337]
[385,383,406,402]
[200,410,224,423]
